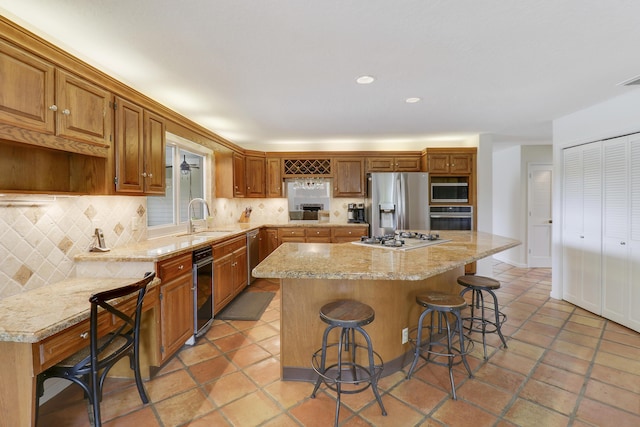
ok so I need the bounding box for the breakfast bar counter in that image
[252,231,520,380]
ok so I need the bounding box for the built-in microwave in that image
[431,182,469,203]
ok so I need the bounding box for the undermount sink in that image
[176,230,235,238]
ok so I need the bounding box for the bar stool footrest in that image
[311,343,384,393]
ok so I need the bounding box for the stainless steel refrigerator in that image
[366,172,430,236]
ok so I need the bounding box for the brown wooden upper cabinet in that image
[0,39,55,134]
[0,39,112,152]
[233,153,246,198]
[366,156,421,172]
[216,151,246,198]
[114,96,166,195]
[427,150,473,174]
[333,157,365,197]
[245,155,265,197]
[266,157,283,197]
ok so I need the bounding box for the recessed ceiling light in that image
[356,75,375,84]
[405,97,421,103]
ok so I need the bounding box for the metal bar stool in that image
[311,299,387,426]
[406,292,473,400]
[457,275,508,359]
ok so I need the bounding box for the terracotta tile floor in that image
[39,262,640,426]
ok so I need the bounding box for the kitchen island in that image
[252,231,520,380]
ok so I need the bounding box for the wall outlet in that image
[402,327,409,344]
[130,216,138,231]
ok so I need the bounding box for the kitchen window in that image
[147,133,210,237]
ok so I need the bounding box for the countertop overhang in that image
[252,231,520,281]
[0,276,161,343]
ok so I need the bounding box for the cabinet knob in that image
[141,172,147,177]
[80,332,88,339]
[620,241,626,245]
[48,105,58,111]
[62,109,71,115]
[148,173,153,178]
[178,264,184,270]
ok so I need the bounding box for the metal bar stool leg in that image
[487,289,508,349]
[357,326,387,416]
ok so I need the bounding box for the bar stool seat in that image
[406,292,473,400]
[311,300,386,426]
[457,275,508,359]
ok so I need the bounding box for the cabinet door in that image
[334,158,365,197]
[55,69,111,147]
[449,154,472,173]
[279,227,306,243]
[232,245,248,294]
[114,96,144,193]
[159,273,193,362]
[394,156,421,171]
[0,40,55,134]
[366,157,395,172]
[306,227,332,243]
[245,155,265,197]
[265,228,280,254]
[331,227,367,243]
[427,154,449,173]
[233,153,246,197]
[266,157,283,197]
[214,253,234,313]
[143,110,166,194]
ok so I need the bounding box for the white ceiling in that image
[2,0,640,152]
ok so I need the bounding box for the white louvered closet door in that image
[562,142,602,313]
[602,136,630,324]
[628,135,640,330]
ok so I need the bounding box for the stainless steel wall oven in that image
[429,206,473,231]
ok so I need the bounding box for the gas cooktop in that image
[351,232,451,251]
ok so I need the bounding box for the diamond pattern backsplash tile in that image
[0,194,362,299]
[0,196,147,299]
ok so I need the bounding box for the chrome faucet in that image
[187,198,210,234]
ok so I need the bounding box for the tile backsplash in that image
[0,195,364,299]
[0,196,147,299]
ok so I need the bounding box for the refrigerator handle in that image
[396,174,404,230]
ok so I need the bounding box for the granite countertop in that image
[75,222,368,263]
[252,231,520,281]
[0,276,160,343]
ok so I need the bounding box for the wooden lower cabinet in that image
[213,236,248,313]
[261,228,279,261]
[306,227,331,243]
[331,226,368,243]
[278,227,306,243]
[214,246,234,313]
[156,253,193,364]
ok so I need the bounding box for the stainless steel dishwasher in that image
[246,229,260,284]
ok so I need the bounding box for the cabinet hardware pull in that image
[178,265,184,270]
[148,173,153,178]
[62,109,71,115]
[141,172,147,177]
[48,105,58,111]
[80,332,88,339]
[620,241,626,245]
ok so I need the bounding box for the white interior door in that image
[528,163,552,267]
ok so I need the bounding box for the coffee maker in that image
[348,203,366,223]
